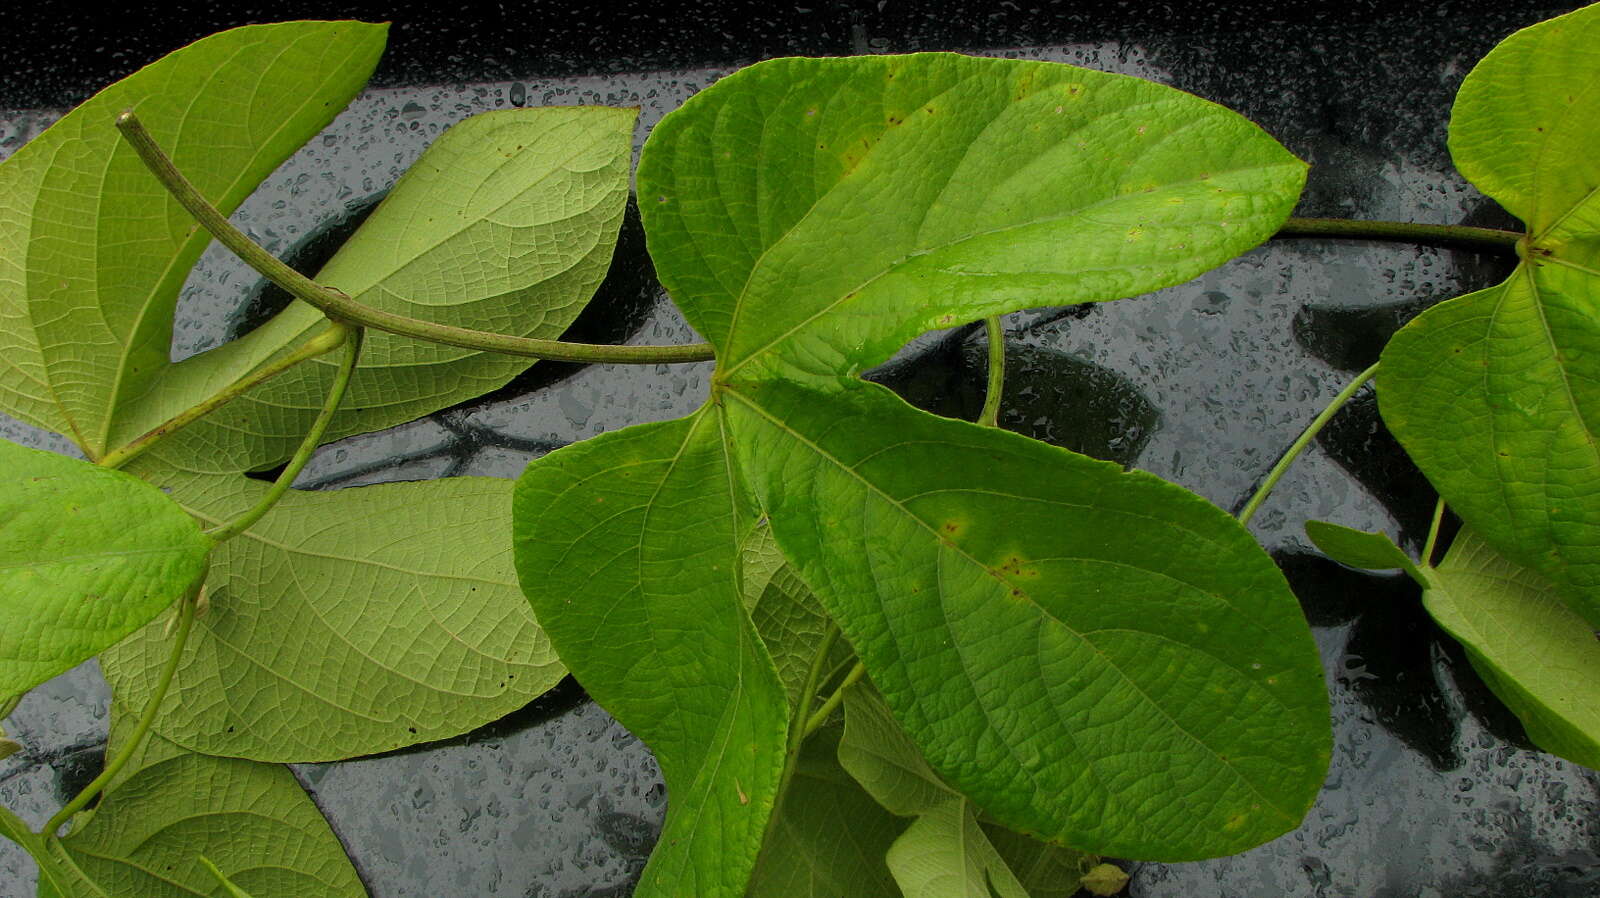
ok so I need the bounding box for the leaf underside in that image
[102,463,562,761]
[0,21,388,459]
[1423,528,1600,770]
[517,49,1327,896]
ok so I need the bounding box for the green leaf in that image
[730,378,1330,860]
[514,51,1319,886]
[127,104,636,474]
[512,412,789,898]
[1422,527,1600,770]
[746,725,903,898]
[101,465,561,761]
[0,440,210,699]
[639,53,1306,381]
[1304,520,1421,577]
[1378,4,1600,626]
[0,22,386,459]
[40,724,365,898]
[841,681,1094,898]
[742,523,853,711]
[887,801,1030,898]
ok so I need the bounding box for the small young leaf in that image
[1422,528,1600,770]
[0,440,210,700]
[1080,863,1131,897]
[100,465,561,761]
[129,105,638,474]
[1304,520,1420,577]
[513,412,789,898]
[0,21,386,458]
[1379,4,1600,626]
[39,725,365,898]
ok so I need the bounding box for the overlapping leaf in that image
[518,50,1322,889]
[0,440,210,700]
[102,464,561,761]
[1379,3,1600,626]
[39,719,364,898]
[1422,528,1600,769]
[126,105,636,474]
[513,412,788,897]
[0,21,386,459]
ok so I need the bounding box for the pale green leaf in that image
[729,379,1330,860]
[101,465,561,761]
[512,412,788,898]
[1304,520,1420,577]
[887,800,1030,898]
[40,722,364,898]
[981,825,1097,898]
[0,22,386,458]
[1079,863,1131,897]
[0,440,210,699]
[746,725,903,898]
[839,681,958,818]
[128,105,636,474]
[1423,527,1600,769]
[1379,5,1600,626]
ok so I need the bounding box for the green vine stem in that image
[802,661,868,739]
[207,324,363,543]
[97,322,349,470]
[1274,217,1522,253]
[114,111,715,366]
[1238,361,1380,526]
[979,315,1006,428]
[1421,496,1447,568]
[41,583,199,838]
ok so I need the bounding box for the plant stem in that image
[1274,217,1522,253]
[98,322,349,470]
[207,325,363,543]
[979,315,1005,428]
[114,111,715,366]
[802,661,867,739]
[1238,362,1380,526]
[41,584,199,838]
[1421,497,1447,568]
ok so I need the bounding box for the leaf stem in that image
[207,324,363,543]
[1238,362,1379,526]
[113,110,715,366]
[98,322,349,470]
[1274,217,1522,252]
[41,584,199,838]
[802,661,867,739]
[1421,497,1447,568]
[979,315,1005,428]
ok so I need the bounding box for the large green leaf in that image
[101,464,561,761]
[0,440,210,700]
[0,22,386,459]
[1423,528,1600,770]
[1379,4,1600,626]
[512,412,789,898]
[516,50,1319,888]
[39,721,364,898]
[125,104,636,474]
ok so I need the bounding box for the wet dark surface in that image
[4,3,1600,896]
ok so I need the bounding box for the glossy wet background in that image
[3,2,1598,896]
